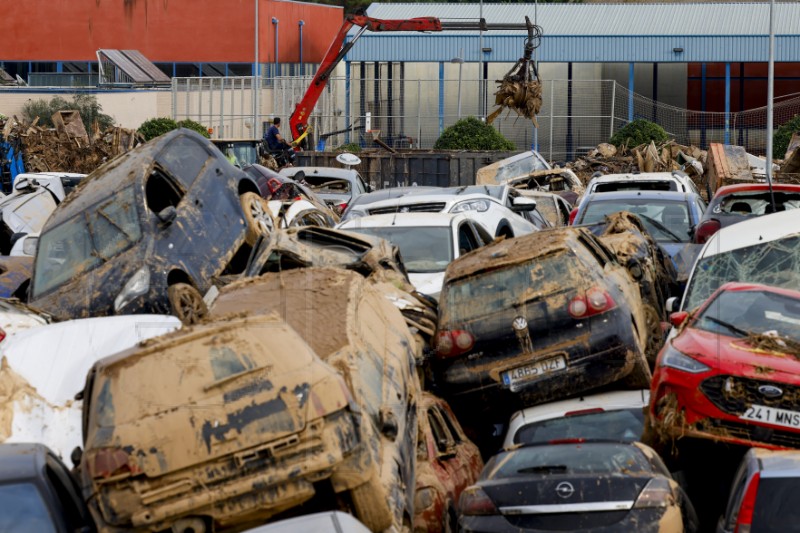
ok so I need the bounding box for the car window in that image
[436,405,464,444]
[145,169,184,213]
[157,135,211,188]
[45,460,85,531]
[344,226,453,273]
[428,408,455,454]
[304,176,352,194]
[722,461,751,528]
[714,191,800,217]
[0,482,57,533]
[514,408,645,444]
[457,222,480,255]
[357,175,369,193]
[471,221,494,246]
[580,198,693,243]
[594,181,676,193]
[694,288,800,340]
[751,477,800,531]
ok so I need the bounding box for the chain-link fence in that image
[173,75,800,161]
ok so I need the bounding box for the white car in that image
[266,198,337,228]
[586,170,702,196]
[0,315,181,460]
[503,389,651,449]
[341,184,546,237]
[0,299,49,340]
[338,212,492,300]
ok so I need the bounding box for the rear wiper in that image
[637,214,684,243]
[517,465,568,474]
[705,316,752,338]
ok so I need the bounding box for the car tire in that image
[349,476,393,532]
[240,192,275,245]
[168,283,208,325]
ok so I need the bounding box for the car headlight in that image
[660,343,709,373]
[22,236,38,256]
[451,199,490,213]
[113,267,150,312]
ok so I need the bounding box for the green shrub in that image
[434,116,515,151]
[774,115,800,159]
[334,142,361,153]
[610,119,669,148]
[137,117,179,141]
[21,94,114,130]
[177,119,210,138]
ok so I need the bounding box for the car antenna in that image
[392,212,398,226]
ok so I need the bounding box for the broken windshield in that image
[696,289,800,341]
[32,187,142,297]
[683,235,800,312]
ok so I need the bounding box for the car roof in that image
[712,182,800,196]
[700,208,800,256]
[338,212,464,229]
[509,389,650,427]
[751,448,800,477]
[584,190,693,201]
[590,172,684,183]
[281,167,357,179]
[347,186,440,206]
[0,443,48,483]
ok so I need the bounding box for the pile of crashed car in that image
[1,127,800,533]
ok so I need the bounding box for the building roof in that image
[345,2,800,63]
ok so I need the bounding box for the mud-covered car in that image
[80,314,362,533]
[209,268,421,531]
[0,255,32,299]
[29,129,274,322]
[434,227,651,439]
[414,392,483,533]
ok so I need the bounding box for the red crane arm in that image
[288,15,443,144]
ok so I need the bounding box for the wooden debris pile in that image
[1,112,143,174]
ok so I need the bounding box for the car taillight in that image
[569,208,578,225]
[87,448,140,480]
[266,177,282,194]
[0,327,5,343]
[436,329,475,358]
[459,486,498,516]
[548,438,586,444]
[338,202,348,212]
[568,288,616,319]
[694,219,721,244]
[633,477,673,509]
[735,472,761,533]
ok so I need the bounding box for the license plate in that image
[740,404,800,430]
[502,355,567,392]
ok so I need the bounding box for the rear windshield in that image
[33,186,143,297]
[0,482,56,533]
[752,478,800,532]
[594,181,677,193]
[580,198,692,243]
[344,226,452,273]
[484,443,651,480]
[442,250,583,323]
[683,234,800,312]
[712,191,800,216]
[304,176,352,194]
[514,409,645,445]
[695,288,800,341]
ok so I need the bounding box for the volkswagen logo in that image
[759,385,784,399]
[512,316,528,331]
[555,481,575,499]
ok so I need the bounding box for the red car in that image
[694,183,800,243]
[649,282,800,450]
[414,393,483,533]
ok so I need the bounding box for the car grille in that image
[700,375,800,415]
[700,419,800,449]
[369,202,446,215]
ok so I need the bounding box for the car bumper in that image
[460,507,682,533]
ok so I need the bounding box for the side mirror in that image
[379,407,398,441]
[511,196,537,212]
[665,296,678,313]
[158,206,177,225]
[669,311,689,328]
[626,258,644,281]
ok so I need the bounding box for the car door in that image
[425,405,465,494]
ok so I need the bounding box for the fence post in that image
[548,79,554,161]
[417,80,422,149]
[610,81,616,138]
[724,62,731,145]
[219,78,225,139]
[438,62,445,135]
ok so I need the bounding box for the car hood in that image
[408,271,445,301]
[675,327,800,379]
[0,315,181,459]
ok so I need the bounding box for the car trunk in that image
[481,474,649,530]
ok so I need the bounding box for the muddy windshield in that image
[695,289,800,341]
[33,187,142,298]
[683,234,800,312]
[581,199,692,243]
[484,443,651,479]
[442,250,580,323]
[345,226,452,273]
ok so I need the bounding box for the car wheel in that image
[349,475,393,532]
[168,283,208,325]
[240,192,275,245]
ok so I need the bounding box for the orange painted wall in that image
[1,0,342,63]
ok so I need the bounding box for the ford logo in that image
[556,481,574,499]
[759,385,784,399]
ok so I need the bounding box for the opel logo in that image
[759,385,784,399]
[555,481,574,499]
[512,316,528,331]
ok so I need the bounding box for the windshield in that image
[345,226,452,273]
[484,443,651,479]
[0,482,57,533]
[304,176,352,194]
[712,191,800,216]
[514,409,645,445]
[580,199,692,243]
[33,187,142,298]
[695,289,800,341]
[683,234,800,312]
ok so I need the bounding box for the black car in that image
[459,441,698,533]
[0,443,95,533]
[29,129,274,323]
[434,227,651,441]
